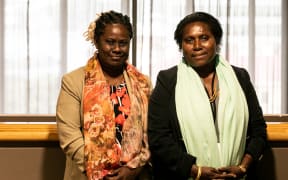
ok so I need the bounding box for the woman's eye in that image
[106,40,114,45]
[119,41,128,46]
[200,36,208,41]
[184,38,194,43]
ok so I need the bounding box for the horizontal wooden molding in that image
[0,123,287,141]
[0,124,58,141]
[267,123,288,141]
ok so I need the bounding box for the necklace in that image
[208,71,218,102]
[203,71,218,122]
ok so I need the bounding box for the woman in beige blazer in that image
[56,10,152,180]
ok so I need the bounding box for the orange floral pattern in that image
[83,55,151,180]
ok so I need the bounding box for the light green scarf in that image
[175,55,249,170]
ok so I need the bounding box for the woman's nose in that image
[193,39,201,50]
[113,43,121,51]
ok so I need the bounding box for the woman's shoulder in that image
[62,66,85,81]
[158,65,178,79]
[231,65,249,77]
[60,66,86,92]
[231,65,251,83]
[155,65,178,90]
[64,66,85,76]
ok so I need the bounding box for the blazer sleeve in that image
[234,67,268,161]
[148,68,196,179]
[56,69,85,173]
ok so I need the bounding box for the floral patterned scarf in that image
[83,55,151,180]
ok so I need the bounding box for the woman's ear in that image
[216,45,221,53]
[94,40,98,49]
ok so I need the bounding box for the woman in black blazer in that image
[148,12,267,180]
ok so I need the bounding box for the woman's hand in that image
[201,166,238,179]
[217,165,246,179]
[104,166,142,180]
[191,165,237,180]
[216,153,252,179]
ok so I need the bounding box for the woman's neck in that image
[193,59,216,78]
[100,60,124,77]
[102,66,124,77]
[101,63,125,86]
[194,57,218,101]
[103,71,124,86]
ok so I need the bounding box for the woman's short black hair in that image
[94,10,133,42]
[174,11,223,50]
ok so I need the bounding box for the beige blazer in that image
[56,67,87,180]
[56,66,147,180]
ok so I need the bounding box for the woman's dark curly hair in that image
[94,10,133,42]
[174,12,223,50]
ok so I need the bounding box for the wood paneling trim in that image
[0,123,287,141]
[267,123,288,141]
[0,124,58,141]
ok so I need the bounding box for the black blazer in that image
[148,65,267,180]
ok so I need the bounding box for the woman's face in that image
[96,24,130,70]
[181,21,217,67]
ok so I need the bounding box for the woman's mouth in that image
[192,53,207,60]
[111,56,123,60]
